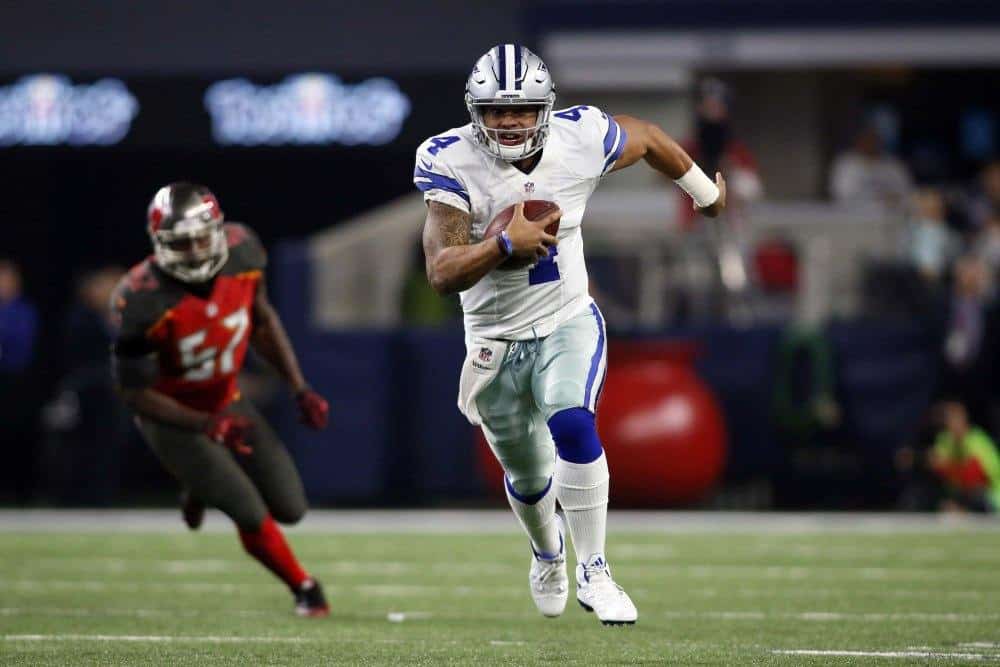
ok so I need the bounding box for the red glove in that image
[204,414,253,455]
[296,389,329,430]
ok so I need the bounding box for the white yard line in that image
[7,632,998,661]
[11,552,1000,577]
[668,611,1000,622]
[628,564,998,581]
[0,579,522,598]
[0,633,474,647]
[772,649,989,661]
[9,560,994,582]
[0,605,532,623]
[0,607,273,619]
[3,509,999,534]
[4,604,998,624]
[744,544,1000,563]
[727,587,992,600]
[0,557,516,577]
[3,634,314,644]
[4,576,999,607]
[0,580,246,593]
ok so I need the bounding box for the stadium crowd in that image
[840,114,1000,512]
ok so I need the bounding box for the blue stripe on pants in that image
[583,303,605,409]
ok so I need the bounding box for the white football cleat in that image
[528,515,568,617]
[576,554,638,626]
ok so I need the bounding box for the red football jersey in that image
[112,224,267,413]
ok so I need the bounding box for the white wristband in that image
[674,163,720,209]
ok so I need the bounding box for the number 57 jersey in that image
[414,105,627,341]
[110,224,266,413]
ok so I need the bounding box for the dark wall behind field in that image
[0,1,524,75]
[1,0,993,78]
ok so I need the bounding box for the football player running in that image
[414,45,725,626]
[110,182,331,617]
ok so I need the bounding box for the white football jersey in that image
[414,105,626,340]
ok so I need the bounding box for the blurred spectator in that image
[0,259,40,503]
[972,206,1000,275]
[69,266,123,368]
[929,401,1000,513]
[829,125,912,207]
[0,259,37,374]
[679,78,761,321]
[903,188,961,284]
[939,255,999,430]
[40,266,131,505]
[680,78,763,227]
[967,160,1000,231]
[894,409,943,512]
[752,237,799,294]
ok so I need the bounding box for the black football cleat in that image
[180,490,205,531]
[294,578,330,618]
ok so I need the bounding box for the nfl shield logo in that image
[524,182,535,195]
[478,347,493,363]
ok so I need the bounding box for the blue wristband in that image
[497,230,514,257]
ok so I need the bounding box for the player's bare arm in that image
[251,282,308,394]
[250,278,329,429]
[422,200,560,295]
[611,114,727,218]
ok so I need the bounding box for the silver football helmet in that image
[465,44,556,162]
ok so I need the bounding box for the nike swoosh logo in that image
[421,159,433,170]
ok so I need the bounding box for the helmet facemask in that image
[466,96,554,162]
[151,215,229,283]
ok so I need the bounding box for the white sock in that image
[555,452,609,565]
[505,478,562,558]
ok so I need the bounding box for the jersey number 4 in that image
[553,106,589,122]
[427,135,460,155]
[178,308,250,381]
[528,247,560,285]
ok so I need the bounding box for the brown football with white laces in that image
[484,200,560,270]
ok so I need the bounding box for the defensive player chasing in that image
[110,183,331,617]
[414,45,725,625]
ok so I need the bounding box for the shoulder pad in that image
[110,260,180,344]
[550,105,624,178]
[414,128,474,211]
[223,223,267,274]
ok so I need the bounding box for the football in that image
[484,199,560,270]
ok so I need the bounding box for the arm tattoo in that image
[424,201,471,257]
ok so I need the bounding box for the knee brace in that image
[505,475,552,504]
[547,407,603,464]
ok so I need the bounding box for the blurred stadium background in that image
[4,0,1000,513]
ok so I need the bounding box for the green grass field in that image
[2,512,999,665]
